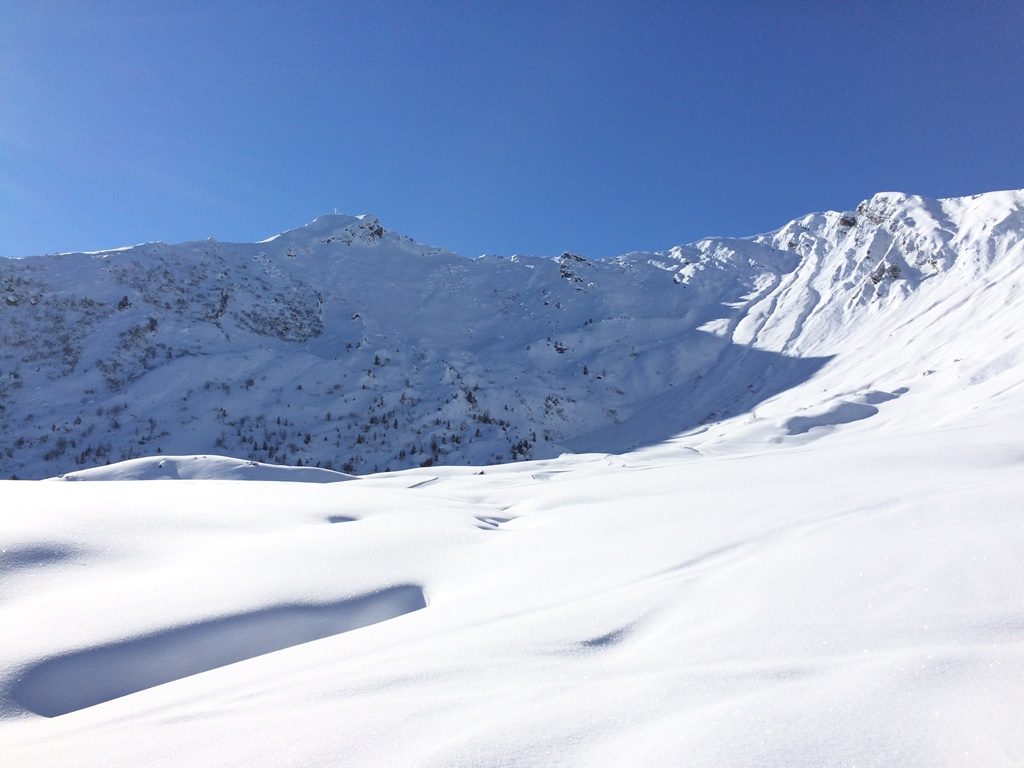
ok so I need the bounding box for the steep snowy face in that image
[740,190,1024,388]
[757,190,1023,317]
[2,190,1023,478]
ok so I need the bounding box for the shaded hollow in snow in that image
[10,585,426,717]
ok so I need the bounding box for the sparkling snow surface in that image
[2,191,1023,766]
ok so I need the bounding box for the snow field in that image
[2,400,1023,765]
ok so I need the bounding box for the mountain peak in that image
[259,213,385,246]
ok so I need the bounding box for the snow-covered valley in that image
[2,189,1023,765]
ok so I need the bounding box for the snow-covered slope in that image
[2,385,1023,766]
[4,189,1021,479]
[2,190,1024,766]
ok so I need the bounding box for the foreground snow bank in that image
[52,455,356,482]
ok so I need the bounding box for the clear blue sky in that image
[2,1,1022,258]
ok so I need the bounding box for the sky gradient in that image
[2,1,1022,258]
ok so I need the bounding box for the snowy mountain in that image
[3,190,1024,766]
[3,190,1022,479]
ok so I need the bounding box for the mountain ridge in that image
[2,188,1022,478]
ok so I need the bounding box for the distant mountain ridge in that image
[2,190,1023,478]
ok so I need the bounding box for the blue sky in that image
[2,1,1022,258]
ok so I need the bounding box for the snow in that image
[2,407,1022,765]
[1,189,1023,765]
[3,189,1023,480]
[52,454,356,482]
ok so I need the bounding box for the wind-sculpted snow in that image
[11,586,426,717]
[52,454,355,482]
[1,406,1022,764]
[3,190,1020,479]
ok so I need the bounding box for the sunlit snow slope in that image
[3,189,1021,478]
[1,190,1023,766]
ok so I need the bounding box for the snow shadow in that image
[785,402,877,435]
[784,388,909,435]
[474,515,514,531]
[579,627,630,649]
[566,342,834,453]
[11,585,426,717]
[326,515,357,524]
[0,544,78,577]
